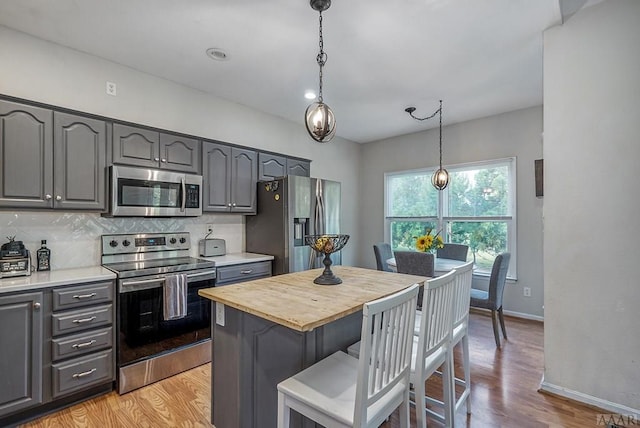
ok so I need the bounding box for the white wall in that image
[359,106,544,318]
[0,26,361,267]
[543,0,640,413]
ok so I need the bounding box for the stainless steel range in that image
[101,232,215,394]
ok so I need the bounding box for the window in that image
[385,158,516,277]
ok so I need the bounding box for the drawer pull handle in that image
[72,368,97,379]
[240,270,253,274]
[72,340,97,349]
[72,316,97,324]
[73,293,97,299]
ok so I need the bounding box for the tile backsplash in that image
[0,211,245,270]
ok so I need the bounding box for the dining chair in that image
[436,243,469,262]
[277,283,419,428]
[394,251,434,309]
[394,251,435,277]
[373,242,394,272]
[414,260,475,421]
[410,270,457,428]
[470,252,511,348]
[347,271,456,428]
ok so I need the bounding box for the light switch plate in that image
[216,303,225,326]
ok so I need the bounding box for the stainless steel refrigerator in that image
[246,175,341,275]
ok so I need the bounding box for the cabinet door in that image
[0,292,43,417]
[231,148,257,213]
[0,100,53,208]
[258,153,286,181]
[54,112,107,210]
[202,142,232,212]
[159,133,200,174]
[112,124,160,168]
[286,158,311,177]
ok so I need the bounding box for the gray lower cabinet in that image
[203,142,257,213]
[259,152,311,181]
[0,291,44,417]
[215,261,272,286]
[113,123,200,173]
[49,280,115,399]
[212,306,361,428]
[0,280,115,424]
[0,100,107,210]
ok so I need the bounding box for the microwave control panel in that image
[185,184,200,208]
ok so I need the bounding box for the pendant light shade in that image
[305,102,336,142]
[432,168,450,190]
[305,0,336,143]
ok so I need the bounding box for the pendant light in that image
[305,0,336,143]
[405,100,450,190]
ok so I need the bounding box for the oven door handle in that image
[186,270,216,280]
[120,277,165,293]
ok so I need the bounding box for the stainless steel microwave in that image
[107,165,202,217]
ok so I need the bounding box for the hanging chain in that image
[438,100,443,168]
[316,11,327,103]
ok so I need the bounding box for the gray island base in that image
[199,266,428,428]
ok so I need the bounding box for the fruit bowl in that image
[305,234,350,285]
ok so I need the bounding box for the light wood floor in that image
[21,311,606,428]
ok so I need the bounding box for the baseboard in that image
[502,309,544,322]
[469,307,544,322]
[539,378,640,419]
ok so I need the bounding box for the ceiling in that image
[0,1,587,143]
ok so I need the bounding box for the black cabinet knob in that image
[109,240,118,247]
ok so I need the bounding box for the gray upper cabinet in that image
[0,100,53,208]
[258,153,287,181]
[113,124,200,173]
[0,291,43,417]
[286,158,311,177]
[203,142,257,213]
[0,101,106,210]
[54,112,107,210]
[259,152,311,181]
[159,133,200,173]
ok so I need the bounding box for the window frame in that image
[384,157,517,279]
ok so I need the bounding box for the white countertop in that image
[0,253,273,294]
[200,252,274,267]
[0,266,117,294]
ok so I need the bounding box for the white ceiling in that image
[0,0,568,143]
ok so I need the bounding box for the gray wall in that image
[359,106,544,318]
[542,0,640,413]
[0,25,361,268]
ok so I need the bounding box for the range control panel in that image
[101,232,190,255]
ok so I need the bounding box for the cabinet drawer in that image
[51,327,113,362]
[216,261,272,285]
[51,304,113,336]
[52,281,113,310]
[51,350,113,398]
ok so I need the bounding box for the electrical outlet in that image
[106,81,117,96]
[523,287,531,297]
[216,303,225,326]
[206,224,214,234]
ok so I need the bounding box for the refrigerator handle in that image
[309,179,326,269]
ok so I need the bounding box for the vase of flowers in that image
[415,228,444,253]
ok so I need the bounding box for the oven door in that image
[117,269,215,367]
[109,165,202,217]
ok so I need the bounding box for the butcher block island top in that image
[198,265,428,332]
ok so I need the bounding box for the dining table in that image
[386,256,470,276]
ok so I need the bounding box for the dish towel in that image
[163,273,188,320]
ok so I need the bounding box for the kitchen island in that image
[198,266,428,428]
